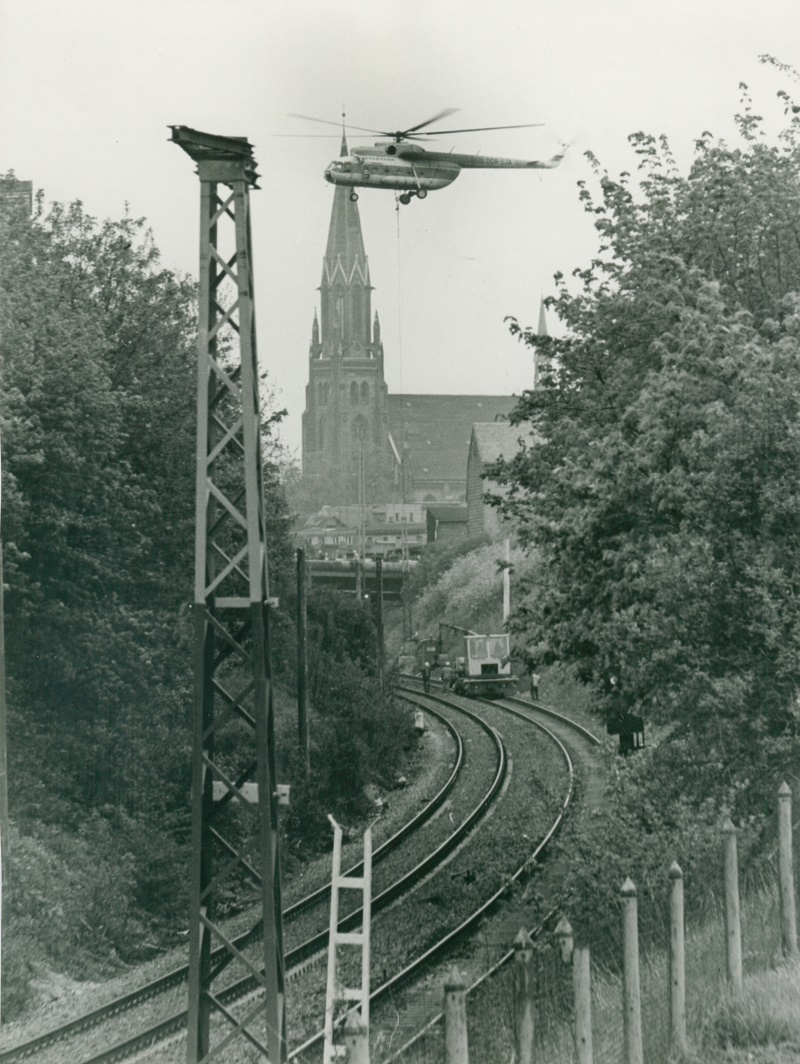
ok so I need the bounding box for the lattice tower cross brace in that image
[171,126,286,1064]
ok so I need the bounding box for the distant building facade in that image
[295,503,426,559]
[425,504,469,545]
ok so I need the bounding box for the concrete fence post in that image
[343,1018,369,1064]
[513,928,535,1064]
[555,916,574,963]
[777,782,798,960]
[668,861,688,1056]
[723,818,743,993]
[621,878,643,1064]
[444,983,469,1064]
[572,945,593,1064]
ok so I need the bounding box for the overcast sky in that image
[2,0,798,457]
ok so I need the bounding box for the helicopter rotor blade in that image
[413,122,545,137]
[287,113,389,137]
[401,107,460,136]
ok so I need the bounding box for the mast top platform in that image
[169,125,260,188]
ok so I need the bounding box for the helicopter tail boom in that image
[413,149,565,170]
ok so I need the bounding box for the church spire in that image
[533,295,548,389]
[320,142,372,357]
[537,296,548,337]
[340,108,348,157]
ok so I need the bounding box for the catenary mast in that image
[171,126,287,1064]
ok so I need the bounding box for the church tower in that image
[301,134,391,504]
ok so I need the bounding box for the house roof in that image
[426,504,468,523]
[387,395,516,482]
[301,511,349,529]
[470,422,528,467]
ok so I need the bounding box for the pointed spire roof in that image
[537,296,548,336]
[533,295,548,390]
[323,158,369,282]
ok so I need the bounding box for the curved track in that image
[3,685,600,1064]
[1,698,506,1064]
[375,687,602,1063]
[0,704,465,1064]
[289,684,600,1062]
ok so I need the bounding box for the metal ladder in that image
[323,817,372,1063]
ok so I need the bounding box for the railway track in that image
[373,687,602,1062]
[1,697,506,1064]
[289,684,601,1063]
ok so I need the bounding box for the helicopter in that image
[289,108,565,204]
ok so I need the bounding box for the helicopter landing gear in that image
[349,191,359,202]
[398,189,427,205]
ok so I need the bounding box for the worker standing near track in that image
[530,669,540,701]
[421,661,431,693]
[440,660,454,689]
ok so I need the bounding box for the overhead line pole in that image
[296,548,310,780]
[0,438,8,1027]
[172,125,286,1064]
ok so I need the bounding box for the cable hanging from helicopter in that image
[284,108,566,204]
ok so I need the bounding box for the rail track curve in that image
[1,697,506,1064]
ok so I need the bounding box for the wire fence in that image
[383,785,798,1064]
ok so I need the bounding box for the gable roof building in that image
[467,422,528,539]
[425,503,469,545]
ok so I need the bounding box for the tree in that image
[492,72,800,786]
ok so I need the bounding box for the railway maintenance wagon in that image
[452,632,514,698]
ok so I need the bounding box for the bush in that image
[413,542,538,639]
[6,819,140,984]
[280,650,414,856]
[557,731,771,963]
[406,535,489,600]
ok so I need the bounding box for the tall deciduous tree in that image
[493,73,800,771]
[0,185,199,815]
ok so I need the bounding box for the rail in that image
[288,683,582,1061]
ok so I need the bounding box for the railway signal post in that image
[172,126,287,1064]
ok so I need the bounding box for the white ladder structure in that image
[323,817,372,1063]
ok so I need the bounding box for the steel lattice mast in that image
[171,126,286,1064]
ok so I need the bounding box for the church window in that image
[350,381,358,403]
[352,287,362,331]
[361,381,369,402]
[323,382,330,404]
[351,415,368,442]
[318,419,324,450]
